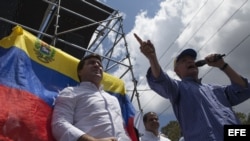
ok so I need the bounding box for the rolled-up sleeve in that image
[226,77,250,106]
[146,67,179,101]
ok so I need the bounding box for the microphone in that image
[195,60,207,67]
[195,54,225,67]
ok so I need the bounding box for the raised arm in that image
[134,33,161,78]
[205,54,247,88]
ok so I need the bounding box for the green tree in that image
[161,120,181,141]
[235,112,250,124]
[246,113,250,124]
[235,112,247,124]
[161,112,250,141]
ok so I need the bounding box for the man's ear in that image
[77,69,83,81]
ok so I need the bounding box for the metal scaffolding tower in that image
[0,0,142,110]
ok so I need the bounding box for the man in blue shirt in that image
[134,33,250,141]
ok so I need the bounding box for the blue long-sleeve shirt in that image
[146,68,250,141]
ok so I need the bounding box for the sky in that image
[98,0,250,130]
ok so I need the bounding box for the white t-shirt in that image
[52,82,131,141]
[141,130,171,141]
[179,137,184,141]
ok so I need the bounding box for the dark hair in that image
[77,53,102,81]
[143,112,158,123]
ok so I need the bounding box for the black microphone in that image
[195,54,225,67]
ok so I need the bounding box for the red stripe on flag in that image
[127,117,139,141]
[0,85,56,141]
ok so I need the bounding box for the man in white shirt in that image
[51,54,131,141]
[141,112,171,141]
[179,136,184,141]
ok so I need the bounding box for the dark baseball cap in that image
[174,48,197,68]
[176,48,197,62]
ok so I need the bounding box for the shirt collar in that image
[182,77,202,84]
[79,81,104,90]
[144,130,160,138]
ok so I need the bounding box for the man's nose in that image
[93,62,102,68]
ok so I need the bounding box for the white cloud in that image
[104,0,250,127]
[121,0,250,125]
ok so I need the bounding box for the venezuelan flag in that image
[102,73,138,141]
[0,26,137,141]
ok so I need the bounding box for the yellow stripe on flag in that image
[0,26,126,95]
[0,26,79,82]
[102,73,126,95]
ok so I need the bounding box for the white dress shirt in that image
[51,82,131,141]
[141,130,171,141]
[179,137,184,141]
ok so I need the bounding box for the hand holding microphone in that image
[195,54,225,67]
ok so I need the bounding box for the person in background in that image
[134,33,250,141]
[178,131,184,141]
[141,112,171,141]
[51,54,131,141]
[178,136,184,141]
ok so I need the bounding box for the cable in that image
[137,0,210,108]
[162,0,225,70]
[140,0,221,111]
[141,0,250,118]
[196,0,249,54]
[201,33,250,78]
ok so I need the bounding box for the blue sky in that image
[103,0,162,32]
[99,0,250,131]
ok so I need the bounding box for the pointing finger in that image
[134,33,143,45]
